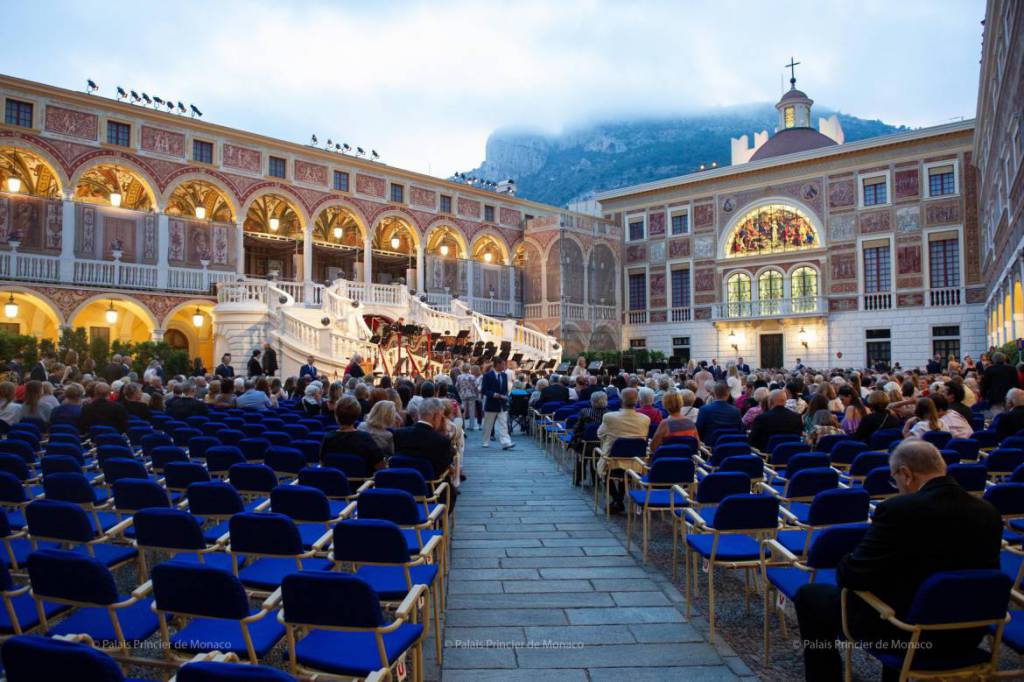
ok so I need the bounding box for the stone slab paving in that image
[438,432,758,681]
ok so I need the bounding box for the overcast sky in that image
[3,0,984,176]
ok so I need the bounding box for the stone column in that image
[59,198,76,282]
[152,328,165,342]
[236,220,246,276]
[157,213,170,288]
[415,243,425,293]
[363,235,372,284]
[302,231,313,282]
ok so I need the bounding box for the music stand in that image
[556,361,571,374]
[511,352,523,365]
[500,340,512,353]
[481,348,495,361]
[456,329,470,339]
[369,335,382,345]
[587,360,603,376]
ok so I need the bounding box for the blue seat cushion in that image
[354,565,439,601]
[999,610,1024,653]
[294,624,424,676]
[328,500,347,517]
[415,504,444,525]
[162,551,241,572]
[685,534,762,561]
[170,611,285,658]
[788,502,811,524]
[238,557,333,591]
[777,529,819,556]
[1000,550,1023,583]
[49,598,158,642]
[6,510,25,530]
[70,543,138,567]
[3,538,59,567]
[870,647,992,672]
[0,594,68,634]
[766,566,836,600]
[401,529,443,555]
[296,523,330,550]
[627,489,686,508]
[202,521,231,544]
[1009,518,1024,533]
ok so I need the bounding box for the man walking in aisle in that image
[481,358,514,450]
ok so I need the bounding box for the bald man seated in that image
[748,388,803,451]
[793,440,1002,682]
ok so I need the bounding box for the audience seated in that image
[749,388,803,451]
[319,396,384,472]
[695,382,741,442]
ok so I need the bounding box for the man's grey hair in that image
[890,440,945,475]
[621,387,639,408]
[591,391,608,408]
[1008,388,1024,408]
[536,379,548,390]
[769,388,787,407]
[419,397,444,422]
[638,387,655,406]
[560,375,571,386]
[713,381,730,400]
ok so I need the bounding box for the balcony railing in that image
[712,296,826,320]
[861,292,893,311]
[671,307,692,322]
[929,287,963,307]
[627,310,648,325]
[0,250,60,283]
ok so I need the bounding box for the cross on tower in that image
[786,57,800,88]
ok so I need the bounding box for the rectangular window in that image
[672,337,690,360]
[865,329,891,339]
[629,339,647,349]
[439,195,452,213]
[928,237,960,288]
[390,184,404,203]
[192,140,213,164]
[628,273,647,311]
[89,326,110,346]
[333,170,349,192]
[0,322,19,335]
[628,220,644,241]
[863,244,891,293]
[866,340,891,366]
[4,99,33,128]
[927,165,956,196]
[268,156,286,178]
[932,326,960,361]
[484,205,495,222]
[106,121,131,147]
[671,269,690,308]
[671,212,689,235]
[862,177,887,206]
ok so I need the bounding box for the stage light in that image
[165,101,175,112]
[371,150,379,160]
[342,143,351,152]
[142,93,152,105]
[177,102,186,114]
[326,139,332,148]
[269,218,280,232]
[356,147,365,157]
[483,252,493,263]
[195,206,206,220]
[130,90,141,103]
[153,96,164,107]
[105,300,118,324]
[116,87,127,101]
[4,294,18,319]
[6,177,21,193]
[390,236,401,250]
[192,307,204,328]
[440,244,449,256]
[109,192,122,207]
[86,79,98,93]
[190,104,203,118]
[333,226,343,239]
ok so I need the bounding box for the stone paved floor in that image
[438,430,757,681]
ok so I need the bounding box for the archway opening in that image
[73,164,154,211]
[0,147,61,198]
[371,216,416,286]
[166,180,235,223]
[424,226,468,295]
[0,289,61,342]
[243,194,303,279]
[164,302,215,371]
[312,206,364,283]
[69,297,155,357]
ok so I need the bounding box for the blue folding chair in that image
[228,512,332,594]
[151,561,284,663]
[270,485,340,548]
[829,440,869,469]
[132,507,237,578]
[25,498,137,569]
[987,448,1024,480]
[1,634,146,682]
[776,488,869,557]
[624,457,694,562]
[279,571,426,680]
[921,430,953,449]
[176,660,297,682]
[949,462,989,495]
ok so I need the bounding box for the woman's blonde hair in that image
[366,400,398,429]
[662,390,683,413]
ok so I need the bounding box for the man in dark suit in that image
[996,388,1024,440]
[708,359,724,380]
[299,355,318,380]
[481,358,514,449]
[80,382,129,434]
[538,375,570,405]
[28,355,48,382]
[695,381,742,442]
[735,357,751,374]
[261,342,278,377]
[794,440,1002,681]
[392,397,454,479]
[925,353,943,374]
[748,389,803,451]
[214,354,234,380]
[981,351,1019,411]
[6,356,23,383]
[165,382,209,421]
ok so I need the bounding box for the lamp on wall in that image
[333,226,343,240]
[269,217,280,232]
[729,330,738,353]
[440,243,449,257]
[4,294,18,319]
[105,300,118,324]
[109,192,122,208]
[799,327,809,350]
[194,206,206,220]
[192,307,204,328]
[5,177,21,193]
[390,236,401,250]
[483,251,493,263]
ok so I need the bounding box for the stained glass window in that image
[726,272,751,317]
[758,270,784,315]
[725,204,818,257]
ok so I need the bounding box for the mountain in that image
[458,104,906,208]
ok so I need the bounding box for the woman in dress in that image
[358,399,398,456]
[649,390,699,452]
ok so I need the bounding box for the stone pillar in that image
[415,243,425,293]
[467,259,475,302]
[302,232,313,283]
[157,213,170,288]
[59,199,76,282]
[152,328,165,342]
[236,220,246,276]
[363,235,372,284]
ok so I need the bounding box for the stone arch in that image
[719,196,825,260]
[311,198,370,241]
[424,222,468,259]
[587,242,617,305]
[68,293,159,347]
[161,299,216,369]
[70,156,160,211]
[162,173,242,223]
[371,213,420,251]
[311,202,367,248]
[542,234,585,304]
[0,142,66,197]
[240,187,311,232]
[0,286,64,340]
[519,239,544,305]
[469,228,511,264]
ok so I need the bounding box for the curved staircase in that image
[212,278,559,381]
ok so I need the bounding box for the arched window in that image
[725,203,819,258]
[791,267,818,313]
[758,270,784,315]
[726,272,751,318]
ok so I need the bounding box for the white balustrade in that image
[592,305,618,321]
[425,292,452,312]
[712,296,828,319]
[861,292,893,311]
[73,259,116,287]
[117,262,159,289]
[216,280,269,304]
[627,310,648,324]
[523,303,543,318]
[929,287,962,307]
[670,307,692,322]
[12,253,60,282]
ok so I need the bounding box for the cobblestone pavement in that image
[439,431,757,681]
